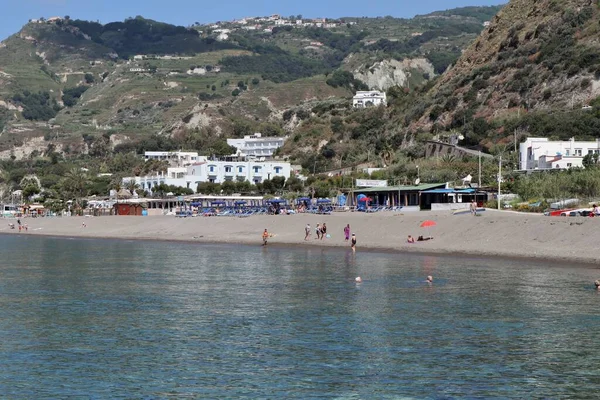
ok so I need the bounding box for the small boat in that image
[453,208,486,215]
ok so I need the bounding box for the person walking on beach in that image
[262,229,269,246]
[351,233,357,251]
[315,223,321,240]
[321,223,327,240]
[305,224,311,241]
[344,224,350,242]
[470,200,478,216]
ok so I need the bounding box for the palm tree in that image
[125,179,140,195]
[61,168,90,207]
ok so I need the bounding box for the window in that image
[567,163,572,167]
[275,167,282,174]
[565,150,570,156]
[589,150,594,155]
[238,166,244,173]
[574,149,582,156]
[225,166,232,173]
[209,165,216,173]
[253,166,261,174]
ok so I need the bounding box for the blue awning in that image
[211,201,226,205]
[317,199,331,203]
[422,189,477,194]
[234,201,247,205]
[268,199,286,204]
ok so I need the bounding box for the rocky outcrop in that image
[353,58,435,91]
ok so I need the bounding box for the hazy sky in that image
[2,0,505,41]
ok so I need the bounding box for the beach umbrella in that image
[420,220,436,239]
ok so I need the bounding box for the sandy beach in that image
[2,210,599,265]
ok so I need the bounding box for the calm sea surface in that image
[0,235,599,398]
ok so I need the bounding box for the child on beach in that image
[262,229,269,246]
[407,235,415,243]
[321,223,327,240]
[305,224,311,241]
[315,223,321,240]
[344,224,350,241]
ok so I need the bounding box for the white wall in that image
[520,137,600,170]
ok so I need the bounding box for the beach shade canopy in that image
[358,197,372,202]
[298,197,311,201]
[268,199,286,204]
[420,220,437,228]
[211,201,226,206]
[191,202,201,207]
[234,200,247,205]
[117,188,132,199]
[317,198,332,204]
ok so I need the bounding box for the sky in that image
[2,0,505,41]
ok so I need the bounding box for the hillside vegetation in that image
[0,6,500,163]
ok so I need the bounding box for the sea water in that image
[0,235,599,398]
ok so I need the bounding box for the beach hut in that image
[115,202,144,216]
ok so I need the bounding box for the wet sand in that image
[2,210,599,265]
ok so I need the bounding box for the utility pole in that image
[478,150,482,188]
[514,129,517,153]
[497,155,502,210]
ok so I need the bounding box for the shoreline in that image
[2,210,600,267]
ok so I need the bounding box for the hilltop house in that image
[352,91,387,108]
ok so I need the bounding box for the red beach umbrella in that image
[420,220,436,228]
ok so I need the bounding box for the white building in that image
[186,160,291,185]
[144,151,204,167]
[226,133,286,158]
[352,91,387,108]
[124,160,291,193]
[519,137,600,171]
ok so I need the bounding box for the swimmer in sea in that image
[595,279,600,289]
[426,275,433,283]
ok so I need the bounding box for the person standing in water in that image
[351,233,357,251]
[321,223,327,240]
[262,229,269,246]
[315,223,321,240]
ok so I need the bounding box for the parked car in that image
[560,208,592,216]
[545,208,573,216]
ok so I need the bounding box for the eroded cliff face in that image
[353,58,436,91]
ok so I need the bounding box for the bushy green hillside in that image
[0,6,502,160]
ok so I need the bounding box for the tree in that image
[60,168,90,206]
[84,73,95,84]
[125,179,141,194]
